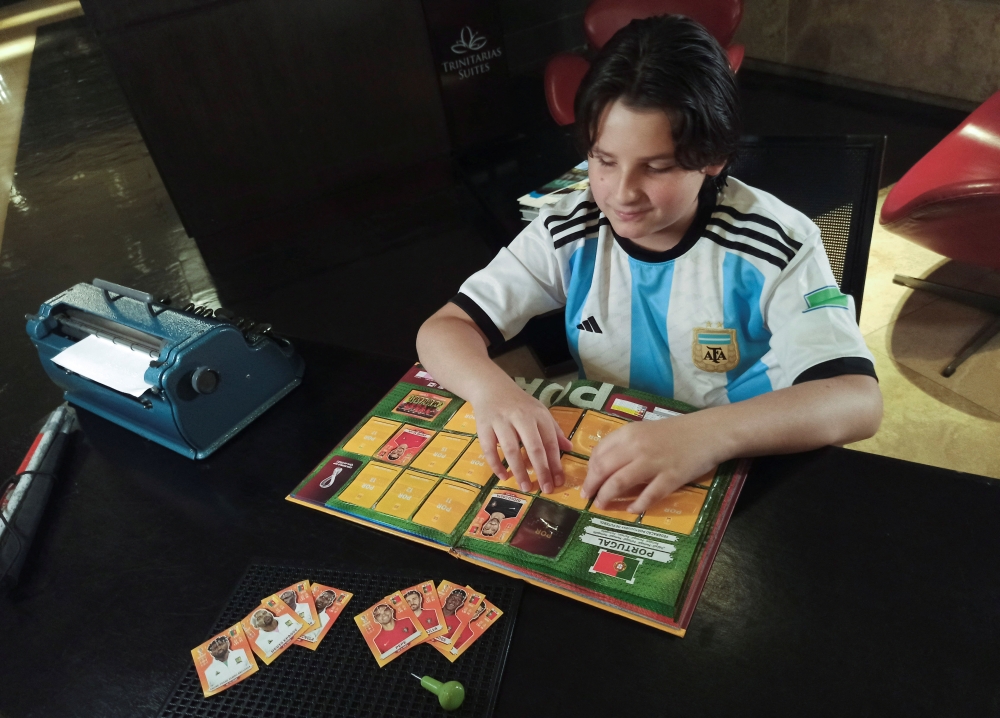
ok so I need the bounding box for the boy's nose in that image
[614,169,643,204]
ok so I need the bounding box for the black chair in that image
[519,135,886,375]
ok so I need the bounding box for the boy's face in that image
[588,100,724,251]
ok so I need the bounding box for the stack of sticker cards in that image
[355,579,503,666]
[191,580,353,697]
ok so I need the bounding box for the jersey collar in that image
[609,183,718,263]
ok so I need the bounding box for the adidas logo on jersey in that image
[577,316,602,333]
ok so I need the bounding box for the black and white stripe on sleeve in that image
[703,205,803,270]
[544,199,605,249]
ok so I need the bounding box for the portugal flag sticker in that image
[589,549,643,584]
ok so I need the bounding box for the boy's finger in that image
[521,430,553,494]
[538,420,564,490]
[592,464,645,511]
[557,433,573,452]
[479,427,507,481]
[579,441,627,500]
[626,481,669,515]
[495,425,530,490]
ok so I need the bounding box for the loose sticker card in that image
[639,486,709,534]
[265,581,320,649]
[464,490,531,543]
[342,417,401,457]
[401,580,446,636]
[310,583,353,647]
[354,591,428,667]
[391,389,453,422]
[547,454,590,510]
[374,470,438,519]
[430,590,484,656]
[192,622,258,698]
[570,411,628,457]
[435,599,503,662]
[443,403,477,434]
[509,498,581,558]
[550,406,583,438]
[240,600,307,665]
[338,462,401,508]
[411,480,481,534]
[446,438,496,486]
[434,580,472,645]
[410,432,471,474]
[374,425,435,466]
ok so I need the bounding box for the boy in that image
[417,15,882,515]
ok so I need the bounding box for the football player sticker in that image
[692,326,740,372]
[191,622,259,698]
[432,598,503,662]
[263,581,321,650]
[400,580,446,636]
[354,591,428,667]
[240,599,308,665]
[464,490,532,543]
[309,583,353,648]
[433,580,470,645]
[375,426,435,466]
[428,592,498,662]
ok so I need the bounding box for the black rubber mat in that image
[157,563,522,718]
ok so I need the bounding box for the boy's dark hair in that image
[574,15,741,188]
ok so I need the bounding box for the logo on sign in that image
[451,26,486,54]
[441,26,503,79]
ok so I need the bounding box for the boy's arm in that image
[416,303,572,492]
[581,373,882,513]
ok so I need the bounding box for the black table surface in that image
[2,339,999,717]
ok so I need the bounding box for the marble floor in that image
[0,0,81,253]
[848,188,1000,478]
[0,0,995,479]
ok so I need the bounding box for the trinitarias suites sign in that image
[422,0,512,148]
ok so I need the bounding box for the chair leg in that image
[942,315,1000,377]
[892,274,1000,377]
[892,275,1000,313]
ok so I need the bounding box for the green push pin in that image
[412,673,465,711]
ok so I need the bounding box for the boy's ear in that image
[702,162,727,177]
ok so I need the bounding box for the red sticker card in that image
[374,426,435,466]
[400,580,446,637]
[354,591,428,667]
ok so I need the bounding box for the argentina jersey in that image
[453,178,875,408]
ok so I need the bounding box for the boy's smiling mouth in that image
[612,207,652,222]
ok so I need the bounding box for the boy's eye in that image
[595,157,615,167]
[649,165,675,173]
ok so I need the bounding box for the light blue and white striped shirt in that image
[455,178,875,408]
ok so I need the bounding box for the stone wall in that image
[735,0,1000,105]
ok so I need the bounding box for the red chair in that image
[880,89,1000,376]
[544,0,745,126]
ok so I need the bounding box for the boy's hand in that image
[471,381,573,494]
[580,414,718,515]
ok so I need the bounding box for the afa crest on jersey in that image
[692,327,740,373]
